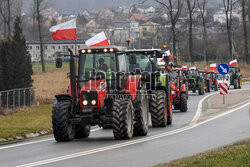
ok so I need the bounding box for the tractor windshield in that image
[229,67,236,73]
[127,53,152,72]
[78,53,117,85]
[188,70,198,77]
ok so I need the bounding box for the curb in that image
[0,128,53,143]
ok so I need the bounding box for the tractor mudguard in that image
[55,94,72,102]
[124,75,141,101]
[181,84,186,93]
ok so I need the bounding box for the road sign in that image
[165,66,172,73]
[220,83,228,95]
[218,64,229,75]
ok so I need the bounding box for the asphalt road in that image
[1,84,250,167]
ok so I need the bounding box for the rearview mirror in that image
[56,58,62,68]
[129,54,137,64]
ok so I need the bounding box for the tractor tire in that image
[174,101,180,110]
[150,90,168,127]
[166,83,173,125]
[207,82,211,92]
[214,84,218,91]
[234,79,238,89]
[75,124,90,138]
[180,93,188,112]
[198,83,203,95]
[113,99,134,140]
[52,101,75,142]
[238,78,242,89]
[133,83,149,136]
[192,88,196,93]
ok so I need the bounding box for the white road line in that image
[190,87,250,126]
[15,102,250,167]
[0,128,101,151]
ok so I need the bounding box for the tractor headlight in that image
[87,49,92,53]
[171,91,175,95]
[104,48,108,52]
[81,49,86,53]
[91,100,97,106]
[110,48,114,52]
[82,100,88,106]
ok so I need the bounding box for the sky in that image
[22,0,223,14]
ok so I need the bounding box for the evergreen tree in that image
[8,17,33,89]
[0,40,11,90]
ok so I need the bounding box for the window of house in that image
[58,46,61,50]
[52,46,55,50]
[29,46,32,50]
[36,46,40,50]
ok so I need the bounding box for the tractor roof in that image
[79,45,126,53]
[125,49,162,53]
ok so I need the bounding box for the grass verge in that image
[0,104,52,139]
[155,138,250,167]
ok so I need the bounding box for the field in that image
[0,104,52,139]
[156,138,250,167]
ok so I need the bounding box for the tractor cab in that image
[187,68,205,95]
[229,66,242,89]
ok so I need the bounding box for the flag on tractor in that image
[230,59,237,66]
[209,63,217,70]
[85,32,110,47]
[49,18,77,40]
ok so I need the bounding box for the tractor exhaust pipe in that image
[68,48,77,104]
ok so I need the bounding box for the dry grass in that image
[32,70,69,104]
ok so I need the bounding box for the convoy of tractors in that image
[52,45,242,142]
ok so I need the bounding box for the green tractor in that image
[229,66,242,89]
[187,68,205,95]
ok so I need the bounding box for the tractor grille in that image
[188,79,194,84]
[81,91,97,106]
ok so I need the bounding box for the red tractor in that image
[171,68,188,112]
[207,71,218,91]
[53,46,149,141]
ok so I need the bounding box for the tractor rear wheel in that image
[52,101,75,142]
[150,90,168,127]
[238,78,242,89]
[214,84,218,91]
[198,82,203,95]
[207,82,211,92]
[133,83,149,136]
[180,93,188,112]
[113,99,134,140]
[234,79,238,89]
[75,124,90,138]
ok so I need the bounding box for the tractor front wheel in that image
[52,101,75,142]
[150,90,168,127]
[75,124,90,138]
[234,79,238,89]
[113,99,134,140]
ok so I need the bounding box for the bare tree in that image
[155,0,184,64]
[223,0,237,60]
[187,0,196,65]
[197,0,208,64]
[34,0,46,72]
[240,0,249,64]
[0,0,11,39]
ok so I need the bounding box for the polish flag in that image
[189,66,197,70]
[230,59,237,66]
[49,18,77,40]
[209,63,217,70]
[85,32,110,47]
[182,66,187,70]
[160,50,172,62]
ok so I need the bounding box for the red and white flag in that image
[49,18,77,40]
[85,32,110,47]
[160,50,171,62]
[230,59,237,66]
[209,63,217,70]
[182,66,187,70]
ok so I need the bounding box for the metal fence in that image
[0,87,36,111]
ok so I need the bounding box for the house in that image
[137,6,156,14]
[40,8,60,18]
[213,9,240,24]
[27,39,86,62]
[139,21,162,39]
[85,19,101,32]
[99,9,114,18]
[130,14,148,22]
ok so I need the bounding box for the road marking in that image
[0,128,101,151]
[15,102,250,167]
[190,87,250,126]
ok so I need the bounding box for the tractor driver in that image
[98,58,109,72]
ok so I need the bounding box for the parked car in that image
[217,74,230,89]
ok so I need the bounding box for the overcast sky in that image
[22,0,222,14]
